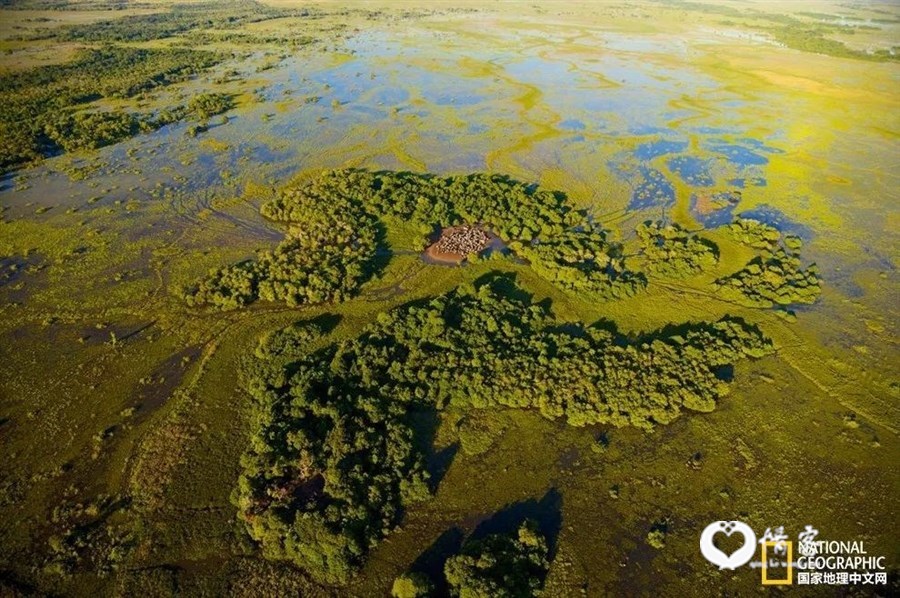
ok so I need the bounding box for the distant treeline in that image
[0,0,148,8]
[656,0,899,62]
[17,1,307,42]
[0,47,231,171]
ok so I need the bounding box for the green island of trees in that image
[42,110,144,153]
[511,225,643,298]
[187,169,645,308]
[715,244,821,307]
[186,92,235,121]
[32,91,232,154]
[722,217,783,249]
[234,279,773,583]
[715,218,821,307]
[188,173,826,313]
[636,220,719,278]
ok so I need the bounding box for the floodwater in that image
[3,13,897,310]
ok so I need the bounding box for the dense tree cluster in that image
[0,0,134,9]
[42,110,143,153]
[716,219,821,307]
[235,280,773,582]
[391,520,549,597]
[764,23,900,63]
[254,319,326,361]
[723,218,782,249]
[190,169,645,308]
[182,260,258,310]
[715,244,821,307]
[0,46,221,170]
[189,172,826,312]
[187,92,235,120]
[185,183,379,309]
[324,281,772,427]
[358,171,641,297]
[256,168,580,245]
[512,225,643,298]
[180,31,317,48]
[359,170,572,241]
[235,367,430,584]
[443,521,549,598]
[235,325,431,584]
[636,220,718,278]
[391,572,434,598]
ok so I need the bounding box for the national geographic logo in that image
[700,522,888,588]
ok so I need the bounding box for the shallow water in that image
[3,14,897,300]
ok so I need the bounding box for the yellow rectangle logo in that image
[761,541,793,585]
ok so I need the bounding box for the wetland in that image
[0,0,897,596]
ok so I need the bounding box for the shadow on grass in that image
[404,488,563,596]
[469,488,563,561]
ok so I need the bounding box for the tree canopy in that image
[0,46,222,171]
[715,218,821,307]
[444,521,549,598]
[234,279,773,583]
[187,169,647,309]
[636,220,718,278]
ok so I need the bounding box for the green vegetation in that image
[0,0,131,7]
[193,177,821,314]
[254,318,327,361]
[0,46,222,171]
[457,412,508,456]
[661,0,899,62]
[188,169,645,308]
[42,110,144,153]
[723,217,782,249]
[40,1,299,43]
[646,520,669,550]
[512,225,644,298]
[44,494,133,577]
[391,572,434,598]
[355,170,572,242]
[187,92,236,121]
[356,171,640,299]
[716,219,821,307]
[235,278,772,582]
[184,177,380,309]
[763,24,900,63]
[1,1,890,596]
[636,220,718,278]
[180,31,317,48]
[235,328,430,583]
[715,245,821,307]
[443,521,549,597]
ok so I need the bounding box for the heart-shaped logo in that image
[700,520,757,570]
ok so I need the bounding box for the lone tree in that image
[444,520,549,598]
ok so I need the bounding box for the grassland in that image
[0,0,897,596]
